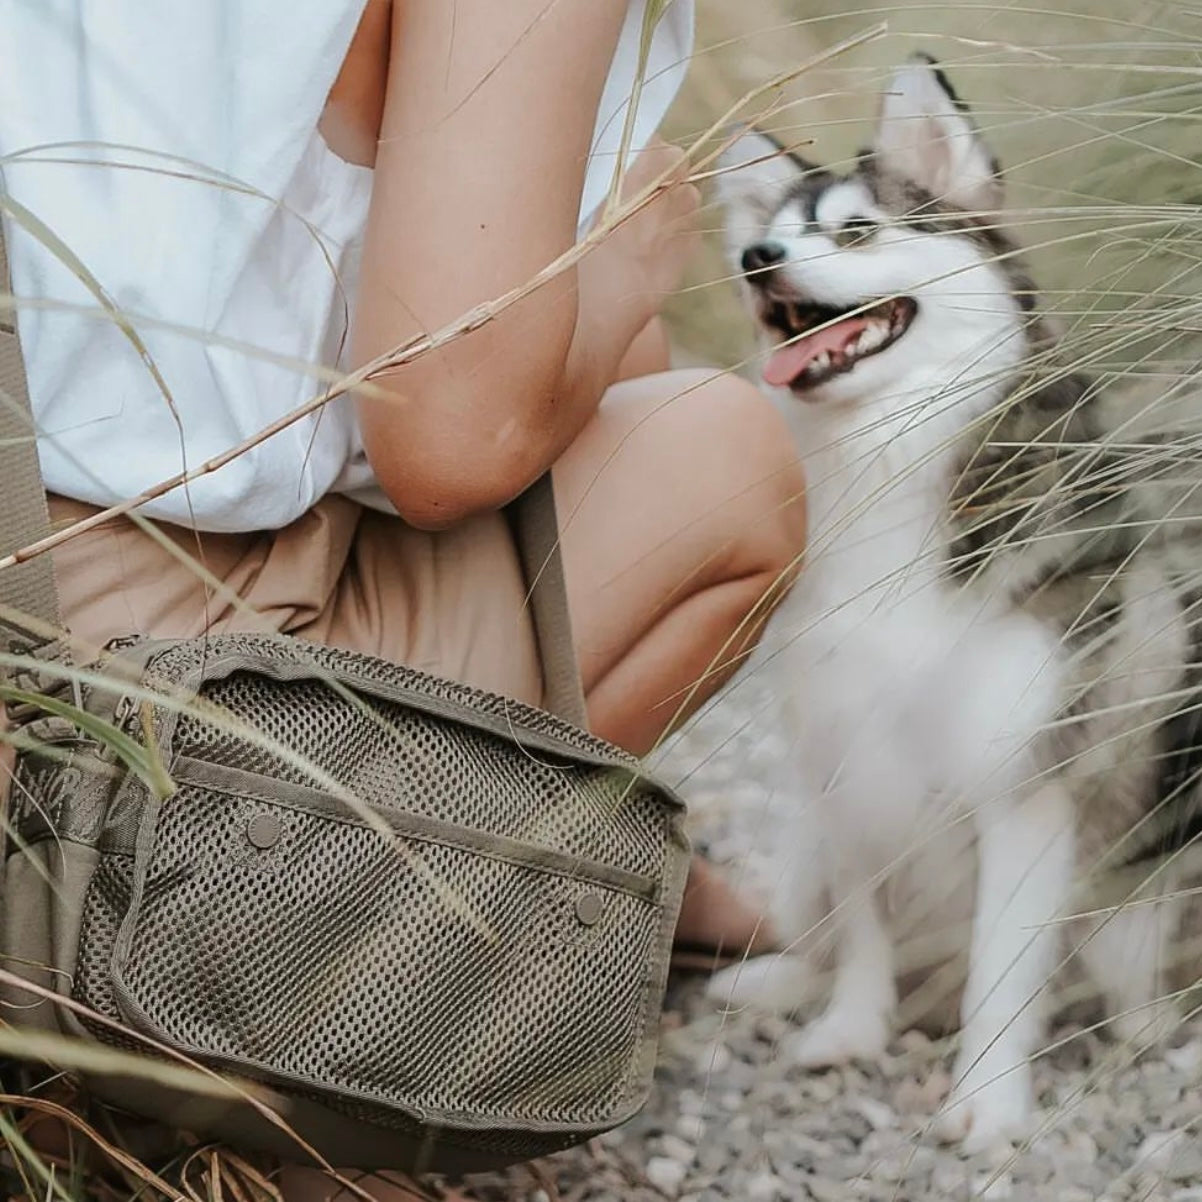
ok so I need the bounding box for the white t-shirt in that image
[0,0,694,531]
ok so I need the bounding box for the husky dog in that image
[709,56,1202,1150]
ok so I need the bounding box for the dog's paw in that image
[783,1005,890,1069]
[706,954,811,1014]
[936,1059,1032,1154]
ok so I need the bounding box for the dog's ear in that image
[717,127,806,265]
[872,54,1002,214]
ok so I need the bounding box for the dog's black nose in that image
[741,241,787,275]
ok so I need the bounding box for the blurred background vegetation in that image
[661,0,1202,384]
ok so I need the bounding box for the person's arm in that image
[352,0,696,529]
[614,317,672,381]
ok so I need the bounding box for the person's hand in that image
[567,139,701,393]
[587,138,701,317]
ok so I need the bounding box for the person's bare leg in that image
[556,367,806,755]
[554,367,807,956]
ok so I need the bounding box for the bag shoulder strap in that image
[507,473,586,726]
[0,215,586,726]
[0,212,61,650]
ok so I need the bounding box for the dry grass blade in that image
[0,1028,244,1103]
[0,1093,189,1202]
[0,970,376,1202]
[210,1150,284,1202]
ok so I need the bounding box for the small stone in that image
[646,1156,688,1197]
[721,1060,760,1091]
[781,1131,837,1164]
[802,1073,840,1104]
[870,1154,909,1184]
[1138,1130,1186,1167]
[842,1065,870,1091]
[1137,1175,1172,1201]
[1061,1130,1100,1165]
[976,1140,1018,1173]
[695,1042,734,1075]
[1012,1150,1055,1185]
[851,1094,897,1131]
[696,1142,729,1177]
[893,1077,931,1115]
[899,1066,952,1113]
[806,1177,848,1202]
[1166,1146,1202,1183]
[658,1135,698,1165]
[932,1160,968,1194]
[776,1160,814,1187]
[531,1192,550,1202]
[971,1171,1013,1201]
[1166,1042,1202,1076]
[900,1145,937,1182]
[746,1172,786,1201]
[675,1114,707,1142]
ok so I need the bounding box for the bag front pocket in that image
[101,761,668,1134]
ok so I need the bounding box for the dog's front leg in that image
[783,860,896,1068]
[940,780,1075,1152]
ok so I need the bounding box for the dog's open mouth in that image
[761,296,918,392]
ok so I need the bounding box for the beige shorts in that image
[46,493,544,706]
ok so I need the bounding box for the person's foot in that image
[672,856,775,970]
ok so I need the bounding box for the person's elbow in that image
[364,407,556,531]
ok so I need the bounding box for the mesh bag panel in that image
[173,671,668,880]
[150,633,635,764]
[108,785,659,1125]
[75,854,134,1026]
[66,633,686,1156]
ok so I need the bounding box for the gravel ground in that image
[462,671,1202,1202]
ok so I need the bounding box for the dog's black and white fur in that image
[709,56,1202,1150]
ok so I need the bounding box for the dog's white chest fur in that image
[778,406,1060,838]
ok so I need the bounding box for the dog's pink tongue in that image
[763,317,868,388]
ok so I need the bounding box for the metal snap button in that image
[574,892,604,926]
[247,811,282,850]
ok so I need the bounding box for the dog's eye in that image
[833,217,879,248]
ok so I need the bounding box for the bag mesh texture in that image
[71,635,682,1136]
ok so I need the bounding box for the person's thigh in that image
[554,368,806,751]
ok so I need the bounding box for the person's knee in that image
[663,369,807,585]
